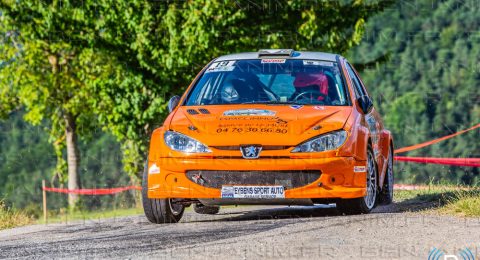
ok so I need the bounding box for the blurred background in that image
[0,0,478,218]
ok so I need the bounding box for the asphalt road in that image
[1,202,479,260]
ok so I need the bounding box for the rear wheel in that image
[193,203,220,215]
[336,146,378,215]
[142,160,184,223]
[379,146,394,205]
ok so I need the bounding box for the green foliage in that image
[0,112,134,211]
[386,92,426,131]
[0,1,103,188]
[0,0,392,210]
[349,0,480,184]
[72,0,390,179]
[0,113,56,209]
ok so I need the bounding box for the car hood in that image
[168,105,352,146]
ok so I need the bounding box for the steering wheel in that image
[262,87,280,102]
[292,90,330,103]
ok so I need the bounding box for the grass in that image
[0,201,32,230]
[38,207,145,224]
[393,185,480,217]
[439,190,480,217]
[394,189,447,203]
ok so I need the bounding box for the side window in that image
[345,62,368,99]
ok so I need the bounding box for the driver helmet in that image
[220,80,240,103]
[293,72,329,101]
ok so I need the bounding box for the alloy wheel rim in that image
[387,152,394,198]
[364,151,377,209]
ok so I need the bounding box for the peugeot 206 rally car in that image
[142,49,394,223]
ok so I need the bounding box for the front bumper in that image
[147,157,367,200]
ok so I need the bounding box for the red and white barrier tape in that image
[394,156,480,167]
[394,123,480,154]
[392,123,479,167]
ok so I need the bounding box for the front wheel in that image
[142,160,184,223]
[336,146,378,215]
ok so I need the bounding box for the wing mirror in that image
[358,95,373,114]
[167,95,181,113]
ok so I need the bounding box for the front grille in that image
[211,145,290,151]
[186,170,321,189]
[213,156,291,159]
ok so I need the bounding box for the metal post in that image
[42,180,47,224]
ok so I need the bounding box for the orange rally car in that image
[142,49,394,223]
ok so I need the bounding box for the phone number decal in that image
[216,127,288,134]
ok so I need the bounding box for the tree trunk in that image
[64,112,80,208]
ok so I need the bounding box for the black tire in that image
[379,146,394,205]
[142,160,184,223]
[336,146,378,215]
[193,203,220,215]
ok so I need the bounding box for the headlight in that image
[291,130,347,153]
[164,131,211,153]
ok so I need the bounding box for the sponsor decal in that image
[216,127,288,134]
[205,60,236,73]
[221,186,285,199]
[354,166,366,173]
[313,105,325,110]
[274,117,289,124]
[261,58,286,64]
[223,109,276,116]
[303,60,334,67]
[205,66,235,73]
[148,163,160,174]
[216,116,289,134]
[290,105,303,110]
[219,116,280,121]
[221,186,235,198]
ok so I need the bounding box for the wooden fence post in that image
[42,180,47,224]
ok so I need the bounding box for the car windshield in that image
[185,59,349,106]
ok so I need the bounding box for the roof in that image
[214,51,339,62]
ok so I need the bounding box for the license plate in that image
[221,186,285,199]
